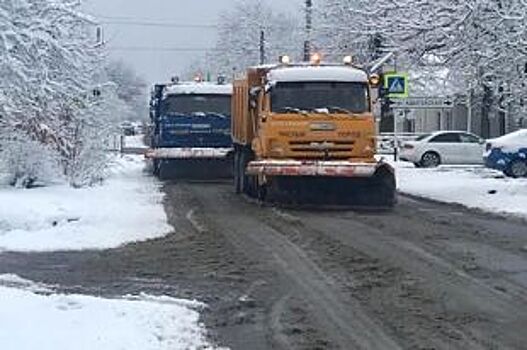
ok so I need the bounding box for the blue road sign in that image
[384,73,408,98]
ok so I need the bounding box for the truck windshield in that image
[270,82,369,114]
[162,94,231,116]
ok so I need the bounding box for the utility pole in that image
[94,26,105,48]
[259,30,266,65]
[467,84,472,133]
[304,0,313,61]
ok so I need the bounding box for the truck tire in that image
[234,150,241,194]
[153,159,160,176]
[240,150,257,198]
[372,166,397,208]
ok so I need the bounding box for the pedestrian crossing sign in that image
[384,73,408,98]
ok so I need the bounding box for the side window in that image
[459,133,481,143]
[430,133,461,143]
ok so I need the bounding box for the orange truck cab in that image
[232,59,396,206]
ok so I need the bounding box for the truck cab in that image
[147,80,233,179]
[252,65,376,163]
[232,57,395,206]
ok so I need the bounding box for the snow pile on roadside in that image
[0,274,219,350]
[0,155,172,252]
[396,164,527,218]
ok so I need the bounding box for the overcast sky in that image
[83,0,300,84]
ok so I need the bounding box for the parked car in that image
[120,121,135,136]
[484,129,527,178]
[399,131,485,167]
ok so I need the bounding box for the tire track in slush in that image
[179,183,403,350]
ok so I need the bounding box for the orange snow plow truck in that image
[231,56,396,206]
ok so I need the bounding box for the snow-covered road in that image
[0,274,218,350]
[0,155,172,252]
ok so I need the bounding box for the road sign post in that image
[383,73,409,160]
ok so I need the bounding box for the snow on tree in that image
[0,0,125,187]
[189,0,303,78]
[318,0,527,128]
[104,60,148,122]
[317,0,386,63]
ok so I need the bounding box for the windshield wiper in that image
[326,106,354,114]
[204,112,227,119]
[279,107,308,115]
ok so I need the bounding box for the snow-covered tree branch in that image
[318,0,527,122]
[0,0,130,187]
[186,0,303,79]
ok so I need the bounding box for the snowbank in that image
[0,274,219,350]
[396,163,527,218]
[0,155,172,252]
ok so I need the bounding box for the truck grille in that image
[289,140,354,159]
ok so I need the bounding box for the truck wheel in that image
[257,180,267,202]
[240,150,256,197]
[239,151,249,195]
[372,166,397,208]
[153,160,160,176]
[234,151,241,194]
[507,159,527,178]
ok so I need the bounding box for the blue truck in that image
[146,79,233,179]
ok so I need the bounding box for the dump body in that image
[146,82,233,179]
[231,64,396,206]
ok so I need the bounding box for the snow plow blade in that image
[146,148,233,180]
[247,160,396,207]
[246,160,382,178]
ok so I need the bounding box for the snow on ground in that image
[393,160,527,218]
[0,155,172,252]
[0,274,220,350]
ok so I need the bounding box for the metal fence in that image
[105,135,124,153]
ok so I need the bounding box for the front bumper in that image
[246,159,391,178]
[145,147,233,160]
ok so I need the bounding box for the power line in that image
[101,20,218,29]
[108,46,217,52]
[107,45,358,53]
[90,13,363,31]
[89,13,218,29]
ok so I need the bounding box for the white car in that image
[399,131,486,167]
